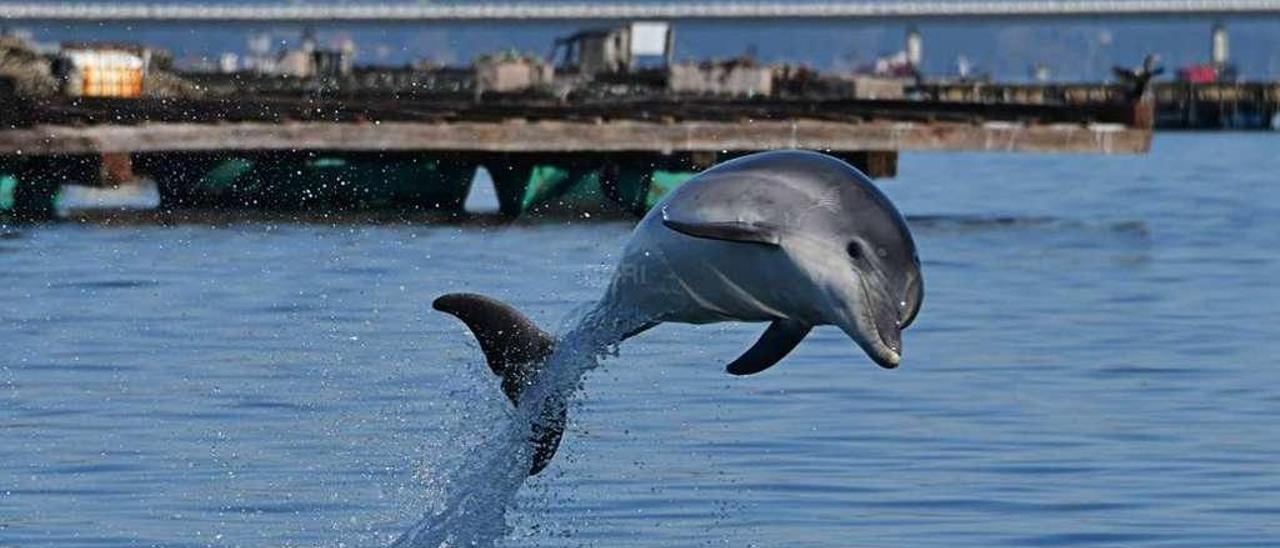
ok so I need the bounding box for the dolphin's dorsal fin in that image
[726,320,812,376]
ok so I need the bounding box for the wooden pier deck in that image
[0,96,1151,155]
[0,118,1149,156]
[0,94,1152,221]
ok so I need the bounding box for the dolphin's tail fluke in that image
[432,293,565,475]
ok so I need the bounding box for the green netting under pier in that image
[515,164,697,217]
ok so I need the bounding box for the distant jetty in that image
[922,81,1280,131]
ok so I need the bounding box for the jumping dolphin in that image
[434,150,923,475]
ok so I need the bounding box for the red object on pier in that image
[1176,64,1218,84]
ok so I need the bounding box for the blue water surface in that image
[2,133,1279,546]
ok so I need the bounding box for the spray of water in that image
[393,303,650,547]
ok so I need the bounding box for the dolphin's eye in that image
[845,242,863,260]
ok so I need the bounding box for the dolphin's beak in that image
[869,291,903,368]
[827,278,903,369]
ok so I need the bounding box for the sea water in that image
[3,133,1279,546]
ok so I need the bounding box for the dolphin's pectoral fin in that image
[661,217,782,247]
[726,320,812,376]
[529,401,568,475]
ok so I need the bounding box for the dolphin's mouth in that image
[863,320,902,369]
[851,278,903,369]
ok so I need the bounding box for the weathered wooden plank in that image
[8,96,1143,127]
[0,119,1151,156]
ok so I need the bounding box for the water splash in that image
[394,303,649,547]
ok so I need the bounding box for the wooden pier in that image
[0,94,1153,221]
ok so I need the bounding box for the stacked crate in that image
[61,49,145,98]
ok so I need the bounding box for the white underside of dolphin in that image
[433,149,923,476]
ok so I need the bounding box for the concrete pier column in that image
[1211,24,1229,66]
[422,155,482,213]
[906,27,923,70]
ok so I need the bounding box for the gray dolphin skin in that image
[434,150,923,475]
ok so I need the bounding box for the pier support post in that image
[838,151,898,179]
[486,156,536,217]
[133,153,223,209]
[100,153,136,187]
